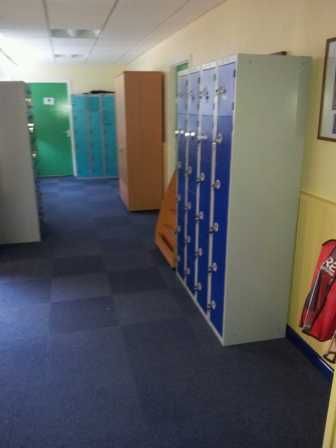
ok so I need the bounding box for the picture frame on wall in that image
[318,37,336,141]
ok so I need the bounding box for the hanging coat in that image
[300,239,336,342]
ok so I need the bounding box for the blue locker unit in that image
[208,62,235,335]
[176,74,189,280]
[72,94,118,178]
[175,54,311,346]
[72,95,90,177]
[197,66,216,313]
[88,95,103,176]
[185,70,200,294]
[102,95,118,177]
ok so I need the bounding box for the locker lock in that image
[185,235,191,244]
[208,262,218,273]
[214,133,223,144]
[196,172,206,183]
[197,134,208,142]
[195,248,203,257]
[186,166,192,176]
[209,222,220,233]
[194,282,202,292]
[216,86,227,96]
[199,88,209,101]
[177,225,182,233]
[207,301,217,311]
[195,211,204,222]
[185,268,191,276]
[177,161,182,169]
[187,202,192,211]
[212,179,222,190]
[177,194,182,202]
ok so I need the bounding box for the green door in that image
[30,83,73,177]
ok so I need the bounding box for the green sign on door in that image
[30,82,74,177]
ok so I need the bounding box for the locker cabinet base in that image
[176,272,225,346]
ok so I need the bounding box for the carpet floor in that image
[0,177,330,447]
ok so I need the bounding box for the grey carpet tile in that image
[52,255,104,276]
[108,266,166,294]
[0,242,52,261]
[0,304,50,350]
[51,272,111,302]
[114,289,183,325]
[51,238,102,258]
[102,249,158,271]
[47,326,129,378]
[99,235,144,253]
[0,259,52,283]
[0,278,51,307]
[49,296,118,334]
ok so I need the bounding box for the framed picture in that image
[318,37,336,141]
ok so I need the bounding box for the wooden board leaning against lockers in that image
[176,54,311,346]
[72,94,118,178]
[115,71,164,211]
[0,81,42,244]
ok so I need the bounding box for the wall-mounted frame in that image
[318,37,336,141]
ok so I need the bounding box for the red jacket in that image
[300,240,336,342]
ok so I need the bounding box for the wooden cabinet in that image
[115,71,164,211]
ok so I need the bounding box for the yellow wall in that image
[128,0,336,364]
[16,63,126,94]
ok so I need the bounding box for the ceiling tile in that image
[46,0,114,29]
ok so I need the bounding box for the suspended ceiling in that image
[0,0,226,64]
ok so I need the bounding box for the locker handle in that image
[194,283,202,292]
[197,134,208,142]
[196,172,206,183]
[207,301,217,311]
[195,211,204,222]
[213,133,223,144]
[185,131,196,139]
[216,87,227,96]
[209,223,219,233]
[195,248,203,257]
[208,262,218,273]
[212,179,222,190]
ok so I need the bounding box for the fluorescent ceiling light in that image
[51,29,100,39]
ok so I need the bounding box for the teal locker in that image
[72,94,118,178]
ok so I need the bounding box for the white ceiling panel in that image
[0,0,226,64]
[52,38,94,54]
[46,0,115,29]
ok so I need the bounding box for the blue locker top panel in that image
[217,63,236,117]
[177,75,189,115]
[200,66,216,116]
[188,71,200,116]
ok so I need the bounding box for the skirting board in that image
[286,325,333,381]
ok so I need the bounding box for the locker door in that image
[176,75,189,280]
[72,95,90,177]
[88,95,103,177]
[209,62,236,336]
[186,71,200,294]
[102,95,118,177]
[197,66,216,312]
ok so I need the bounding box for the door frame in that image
[28,80,77,176]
